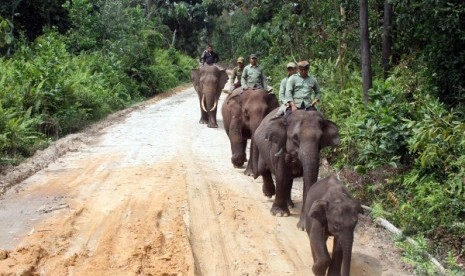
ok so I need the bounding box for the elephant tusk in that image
[210,99,218,111]
[201,94,207,112]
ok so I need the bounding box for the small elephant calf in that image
[303,174,363,276]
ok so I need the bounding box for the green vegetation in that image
[0,0,197,165]
[1,0,464,273]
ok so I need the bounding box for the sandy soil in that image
[0,85,413,276]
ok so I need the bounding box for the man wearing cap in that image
[284,60,321,114]
[278,62,298,104]
[200,45,219,66]
[230,57,245,91]
[241,54,268,90]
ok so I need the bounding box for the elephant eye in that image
[333,223,340,231]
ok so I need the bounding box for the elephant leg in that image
[207,110,218,128]
[258,157,275,197]
[309,226,331,276]
[285,176,294,208]
[244,139,254,176]
[261,171,275,198]
[241,139,247,161]
[271,158,291,217]
[327,237,343,276]
[199,104,208,124]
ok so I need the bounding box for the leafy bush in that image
[0,0,198,166]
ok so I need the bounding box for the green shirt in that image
[230,66,244,85]
[284,74,321,108]
[241,64,267,89]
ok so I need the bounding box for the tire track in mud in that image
[184,158,232,275]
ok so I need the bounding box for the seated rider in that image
[274,61,298,117]
[230,57,245,91]
[200,45,219,66]
[282,60,321,115]
[241,54,268,91]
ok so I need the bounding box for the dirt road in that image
[0,86,411,275]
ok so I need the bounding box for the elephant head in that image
[265,110,339,211]
[305,175,363,276]
[191,65,228,128]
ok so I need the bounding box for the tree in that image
[382,0,393,75]
[359,0,372,105]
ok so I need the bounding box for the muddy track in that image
[0,87,411,275]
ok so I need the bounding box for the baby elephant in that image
[303,174,363,276]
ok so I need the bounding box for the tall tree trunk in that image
[336,1,347,90]
[382,0,393,76]
[359,0,372,106]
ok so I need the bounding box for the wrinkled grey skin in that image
[191,65,228,128]
[221,88,279,175]
[253,109,339,221]
[304,174,363,276]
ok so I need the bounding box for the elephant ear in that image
[191,69,201,93]
[217,69,229,95]
[309,200,328,223]
[265,115,287,147]
[266,93,279,113]
[320,119,340,148]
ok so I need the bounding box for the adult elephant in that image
[191,65,228,128]
[221,88,279,175]
[253,109,339,226]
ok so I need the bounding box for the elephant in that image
[304,174,363,276]
[221,88,279,175]
[253,109,339,222]
[191,65,229,128]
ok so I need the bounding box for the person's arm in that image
[230,69,237,85]
[285,76,297,111]
[241,67,248,88]
[261,68,268,90]
[214,53,219,63]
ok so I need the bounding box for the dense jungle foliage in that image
[1,0,464,274]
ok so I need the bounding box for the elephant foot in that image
[262,184,275,198]
[270,204,290,217]
[199,119,208,124]
[296,218,305,231]
[243,167,254,176]
[287,198,295,208]
[207,123,218,128]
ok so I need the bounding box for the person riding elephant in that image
[200,44,219,66]
[230,57,245,91]
[191,65,228,128]
[241,54,268,90]
[221,88,279,175]
[303,174,363,276]
[275,60,321,117]
[253,109,339,221]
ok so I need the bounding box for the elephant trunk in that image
[300,145,320,201]
[341,234,354,276]
[201,94,207,112]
